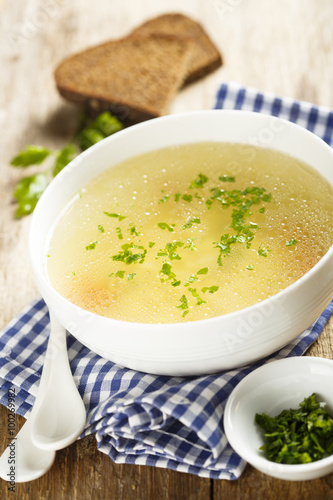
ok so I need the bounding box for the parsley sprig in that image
[10,112,123,218]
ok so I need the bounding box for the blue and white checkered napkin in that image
[1,82,333,480]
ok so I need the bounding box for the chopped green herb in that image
[197,267,208,275]
[214,233,236,265]
[157,222,175,232]
[184,238,198,251]
[255,393,333,464]
[174,192,181,202]
[104,212,127,221]
[172,280,181,287]
[78,127,105,151]
[115,270,126,278]
[157,241,184,260]
[258,246,270,257]
[77,112,122,150]
[9,112,124,219]
[189,173,208,189]
[246,264,255,270]
[86,241,98,250]
[158,194,170,204]
[177,294,189,316]
[13,173,48,218]
[286,239,298,247]
[72,271,76,276]
[262,193,272,203]
[148,242,156,248]
[160,262,173,276]
[184,274,198,287]
[11,145,51,167]
[219,175,235,183]
[92,112,123,137]
[182,194,193,203]
[259,207,266,214]
[182,218,201,230]
[98,224,105,233]
[127,273,136,281]
[188,287,207,306]
[53,142,78,177]
[128,224,140,237]
[111,243,147,264]
[116,227,123,240]
[201,285,219,294]
[159,261,177,282]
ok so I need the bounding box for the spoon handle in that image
[31,312,86,450]
[0,315,56,482]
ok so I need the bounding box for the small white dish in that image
[224,356,333,481]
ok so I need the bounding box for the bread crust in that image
[55,34,193,124]
[131,13,222,84]
[54,14,222,123]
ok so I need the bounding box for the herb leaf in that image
[188,287,207,305]
[53,142,78,177]
[197,267,208,275]
[182,218,201,230]
[159,194,170,204]
[177,295,189,317]
[258,246,270,257]
[111,243,147,264]
[182,194,193,203]
[286,239,298,247]
[93,112,123,136]
[77,127,105,151]
[157,241,184,261]
[201,285,219,294]
[11,145,51,167]
[219,175,235,183]
[86,241,98,250]
[13,173,48,218]
[115,270,126,278]
[184,238,197,251]
[104,212,127,222]
[189,173,208,189]
[157,222,175,232]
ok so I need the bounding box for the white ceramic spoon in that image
[0,311,86,482]
[31,312,86,450]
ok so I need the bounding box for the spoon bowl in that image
[0,312,86,482]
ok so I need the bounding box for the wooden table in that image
[1,1,333,498]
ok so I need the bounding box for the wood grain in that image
[1,0,333,498]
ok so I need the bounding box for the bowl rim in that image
[29,109,333,329]
[224,356,333,472]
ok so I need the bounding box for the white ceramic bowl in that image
[224,356,333,481]
[29,110,333,375]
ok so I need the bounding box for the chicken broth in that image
[46,142,333,323]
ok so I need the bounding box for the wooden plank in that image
[1,0,333,499]
[0,410,212,500]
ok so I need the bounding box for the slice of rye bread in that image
[54,34,193,124]
[131,13,222,84]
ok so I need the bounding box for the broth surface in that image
[46,142,333,323]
